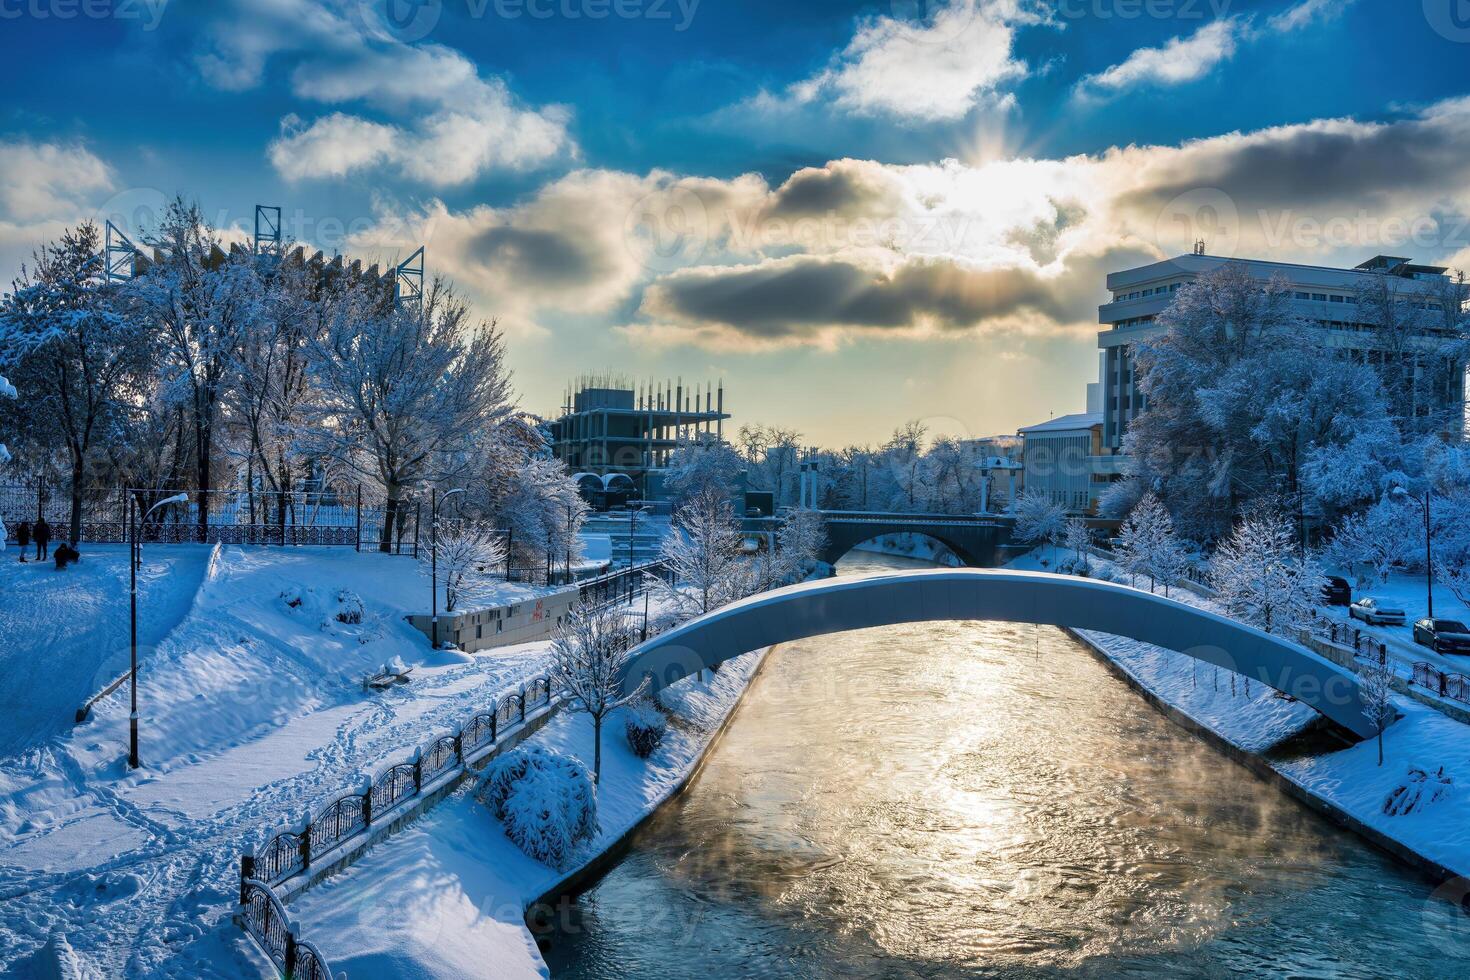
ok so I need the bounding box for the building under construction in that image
[549,376,729,505]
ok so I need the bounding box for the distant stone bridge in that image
[619,569,1380,740]
[743,510,1017,568]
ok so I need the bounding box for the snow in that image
[1314,568,1470,678]
[1007,549,1470,881]
[0,545,565,977]
[287,651,766,979]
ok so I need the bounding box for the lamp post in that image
[430,487,466,649]
[1391,485,1434,619]
[130,491,188,769]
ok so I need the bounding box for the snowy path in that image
[0,546,562,977]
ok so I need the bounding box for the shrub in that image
[336,590,364,625]
[623,701,668,759]
[478,744,597,867]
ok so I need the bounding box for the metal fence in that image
[239,879,335,980]
[1,484,420,554]
[1306,613,1389,665]
[1411,661,1470,704]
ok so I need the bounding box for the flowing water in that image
[545,552,1470,978]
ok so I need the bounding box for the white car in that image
[1349,597,1407,626]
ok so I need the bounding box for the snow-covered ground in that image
[1008,550,1470,884]
[286,651,766,979]
[0,545,563,978]
[850,532,963,567]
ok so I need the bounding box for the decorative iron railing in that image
[240,878,337,980]
[1411,661,1470,704]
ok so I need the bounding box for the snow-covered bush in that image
[1382,766,1452,816]
[279,586,306,609]
[623,701,668,759]
[335,590,364,625]
[477,744,597,868]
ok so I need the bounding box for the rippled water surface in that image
[545,552,1469,978]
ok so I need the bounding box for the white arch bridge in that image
[619,569,1380,740]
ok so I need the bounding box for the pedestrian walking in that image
[33,517,51,561]
[14,521,30,562]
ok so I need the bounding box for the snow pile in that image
[280,581,377,640]
[335,589,364,625]
[29,931,94,980]
[478,744,598,869]
[1382,766,1453,817]
[622,700,668,758]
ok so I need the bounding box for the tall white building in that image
[1096,252,1466,453]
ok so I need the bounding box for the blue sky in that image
[4,0,1470,444]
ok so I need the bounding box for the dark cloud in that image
[642,247,1145,341]
[1116,102,1470,218]
[468,225,604,288]
[762,163,899,220]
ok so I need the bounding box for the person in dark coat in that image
[54,541,79,570]
[32,517,51,561]
[13,521,30,563]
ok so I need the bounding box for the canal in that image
[545,551,1468,978]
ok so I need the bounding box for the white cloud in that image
[196,0,574,185]
[0,139,114,224]
[1076,18,1242,100]
[757,0,1040,123]
[342,98,1470,352]
[1268,0,1355,32]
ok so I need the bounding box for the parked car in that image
[1320,576,1352,607]
[1349,597,1408,626]
[1412,619,1470,655]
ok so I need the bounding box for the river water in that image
[545,552,1468,978]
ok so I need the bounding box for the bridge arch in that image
[815,513,1009,568]
[620,569,1378,740]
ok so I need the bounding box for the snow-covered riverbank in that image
[1005,551,1470,897]
[285,649,770,978]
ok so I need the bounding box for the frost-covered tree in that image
[1,223,150,541]
[419,519,507,613]
[648,486,746,620]
[0,372,14,550]
[1116,492,1187,595]
[470,415,588,575]
[1323,501,1412,588]
[1354,272,1470,439]
[309,280,513,551]
[777,507,827,580]
[881,420,929,511]
[1012,490,1066,563]
[738,424,801,507]
[549,601,648,784]
[1210,510,1326,637]
[126,199,263,532]
[663,437,744,504]
[1360,659,1396,767]
[1128,264,1395,539]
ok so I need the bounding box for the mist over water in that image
[545,552,1468,978]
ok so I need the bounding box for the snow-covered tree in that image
[126,198,263,532]
[648,486,746,620]
[1,222,150,541]
[419,519,507,613]
[1012,490,1066,563]
[470,416,588,576]
[776,507,827,580]
[309,279,513,552]
[663,437,744,504]
[1360,659,1396,767]
[1323,500,1412,588]
[737,424,801,507]
[1116,492,1188,594]
[1062,517,1090,565]
[0,372,14,551]
[549,601,648,784]
[1209,510,1326,637]
[1127,263,1395,539]
[881,420,929,511]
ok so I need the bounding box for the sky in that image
[3,0,1470,447]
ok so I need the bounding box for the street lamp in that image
[627,505,649,568]
[430,487,466,649]
[1391,485,1434,618]
[130,491,187,769]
